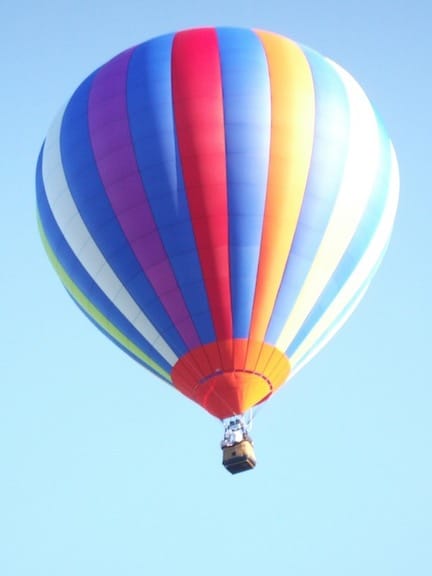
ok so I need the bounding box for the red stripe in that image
[172,28,232,341]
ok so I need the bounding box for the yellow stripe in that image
[276,60,382,352]
[38,216,172,383]
[250,31,315,342]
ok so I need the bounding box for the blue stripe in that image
[287,118,393,357]
[36,148,173,376]
[126,34,215,345]
[217,28,271,338]
[265,47,351,344]
[58,70,187,356]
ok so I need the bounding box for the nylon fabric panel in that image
[88,48,201,351]
[43,102,178,365]
[250,31,315,342]
[36,153,173,377]
[289,145,399,370]
[276,60,383,353]
[172,28,232,342]
[287,117,393,357]
[216,28,271,338]
[40,224,172,383]
[265,47,350,343]
[126,35,215,345]
[58,69,185,358]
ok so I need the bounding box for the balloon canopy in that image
[36,27,399,420]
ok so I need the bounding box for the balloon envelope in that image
[36,27,398,419]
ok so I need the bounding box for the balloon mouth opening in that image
[171,340,291,419]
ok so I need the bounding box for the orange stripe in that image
[250,31,315,342]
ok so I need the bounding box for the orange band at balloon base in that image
[171,340,291,419]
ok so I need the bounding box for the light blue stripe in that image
[217,28,271,338]
[287,117,393,356]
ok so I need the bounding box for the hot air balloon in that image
[36,27,399,474]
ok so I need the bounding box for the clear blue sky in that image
[2,1,430,575]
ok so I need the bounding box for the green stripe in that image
[37,215,172,383]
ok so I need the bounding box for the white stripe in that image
[276,62,383,352]
[42,107,178,366]
[289,145,399,373]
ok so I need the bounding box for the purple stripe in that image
[88,49,200,350]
